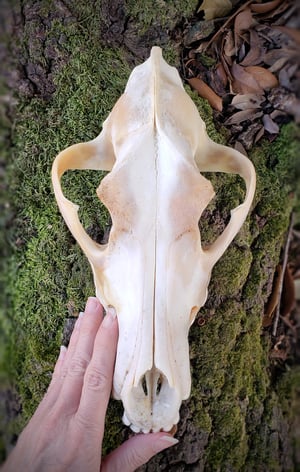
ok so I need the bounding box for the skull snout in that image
[122,366,181,433]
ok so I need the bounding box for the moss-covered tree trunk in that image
[1,1,299,470]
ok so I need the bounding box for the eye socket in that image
[61,169,111,244]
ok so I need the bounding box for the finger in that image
[101,433,179,472]
[57,297,104,412]
[75,307,118,434]
[33,345,68,417]
[41,310,84,411]
[61,312,84,372]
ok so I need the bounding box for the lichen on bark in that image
[0,0,299,470]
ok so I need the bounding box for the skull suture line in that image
[52,47,256,433]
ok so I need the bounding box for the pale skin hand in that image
[2,297,178,472]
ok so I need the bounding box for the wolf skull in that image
[52,47,256,433]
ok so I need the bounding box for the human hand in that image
[2,297,178,471]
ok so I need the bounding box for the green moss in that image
[125,0,198,32]
[187,123,297,469]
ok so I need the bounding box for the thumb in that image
[101,432,178,472]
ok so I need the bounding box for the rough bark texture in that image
[0,1,299,470]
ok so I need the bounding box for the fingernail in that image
[155,435,179,452]
[102,305,117,326]
[85,297,99,311]
[59,345,67,360]
[75,311,84,330]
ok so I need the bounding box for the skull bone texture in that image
[52,47,256,433]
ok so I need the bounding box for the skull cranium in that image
[52,47,256,433]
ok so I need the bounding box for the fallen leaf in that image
[270,335,289,360]
[223,30,235,58]
[188,77,223,111]
[295,279,300,301]
[273,25,300,45]
[231,93,264,110]
[263,114,280,134]
[234,7,257,34]
[254,125,265,143]
[263,265,282,327]
[263,47,296,67]
[215,62,228,87]
[234,141,248,156]
[250,0,283,15]
[244,65,279,90]
[279,63,298,91]
[199,0,232,20]
[208,67,227,96]
[269,56,290,74]
[231,62,264,94]
[282,264,296,317]
[220,52,233,81]
[268,87,300,123]
[225,108,263,125]
[270,109,287,120]
[234,8,257,54]
[239,121,265,150]
[240,29,265,66]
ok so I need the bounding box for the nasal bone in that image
[140,367,164,398]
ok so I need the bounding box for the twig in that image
[204,0,253,51]
[272,212,294,336]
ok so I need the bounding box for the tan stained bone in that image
[52,46,256,433]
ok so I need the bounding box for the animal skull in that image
[52,47,256,433]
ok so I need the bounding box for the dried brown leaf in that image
[231,93,264,110]
[234,8,257,34]
[269,56,290,73]
[223,30,235,58]
[244,65,279,90]
[234,141,248,156]
[240,29,265,66]
[295,279,300,301]
[268,86,300,123]
[279,63,298,91]
[225,108,263,125]
[215,62,228,86]
[188,77,223,111]
[270,335,289,360]
[200,0,232,20]
[274,26,300,45]
[250,0,283,15]
[282,265,296,317]
[254,125,265,143]
[263,114,280,134]
[238,121,263,150]
[263,265,282,327]
[231,63,264,94]
[264,47,296,67]
[208,67,228,96]
[270,109,287,120]
[220,53,233,81]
